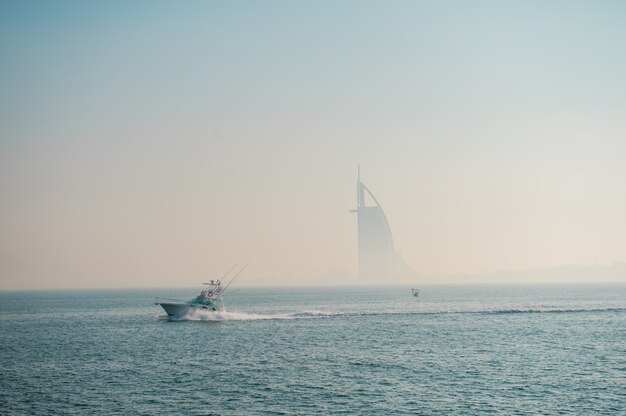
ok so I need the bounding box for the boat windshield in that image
[190,295,213,305]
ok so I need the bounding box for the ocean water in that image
[1,284,625,415]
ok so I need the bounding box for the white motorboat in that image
[155,264,247,317]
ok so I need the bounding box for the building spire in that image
[357,165,364,208]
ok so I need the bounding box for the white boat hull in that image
[158,302,220,317]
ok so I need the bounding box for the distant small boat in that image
[155,263,248,317]
[411,288,420,297]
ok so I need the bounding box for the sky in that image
[1,1,625,289]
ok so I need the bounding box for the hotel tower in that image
[350,168,397,281]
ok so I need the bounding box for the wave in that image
[290,307,626,318]
[165,306,626,322]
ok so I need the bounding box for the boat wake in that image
[164,306,626,322]
[167,309,292,322]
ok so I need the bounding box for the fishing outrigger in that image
[155,263,248,317]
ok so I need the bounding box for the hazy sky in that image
[1,1,625,289]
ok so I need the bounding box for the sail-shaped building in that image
[350,168,398,281]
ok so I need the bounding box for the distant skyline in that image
[1,1,626,289]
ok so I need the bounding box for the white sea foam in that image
[170,309,293,322]
[167,308,342,321]
[166,306,626,322]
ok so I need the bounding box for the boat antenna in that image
[222,263,249,292]
[220,262,239,282]
[204,262,237,285]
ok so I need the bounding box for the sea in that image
[1,284,625,415]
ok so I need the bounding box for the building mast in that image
[357,165,364,209]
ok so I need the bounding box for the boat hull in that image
[158,302,219,317]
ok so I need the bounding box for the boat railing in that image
[154,297,185,304]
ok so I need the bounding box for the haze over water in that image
[2,1,626,289]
